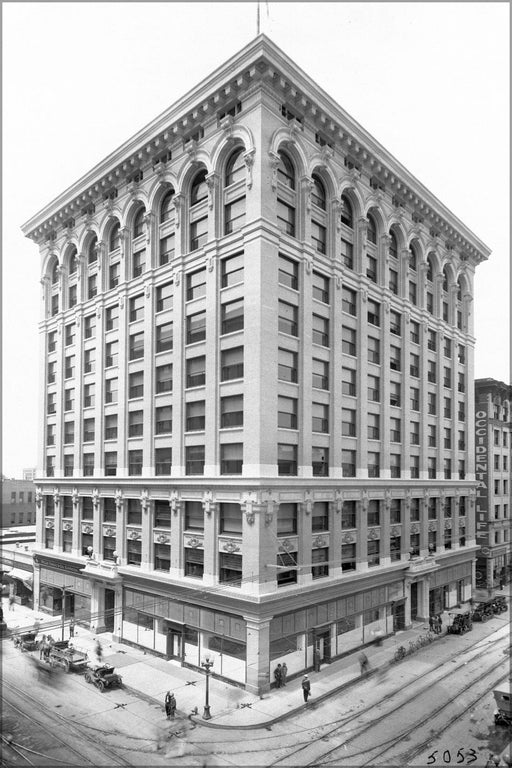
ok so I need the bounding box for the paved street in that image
[1,593,510,766]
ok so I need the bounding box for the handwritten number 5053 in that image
[427,748,477,764]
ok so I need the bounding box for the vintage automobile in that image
[48,640,89,673]
[491,595,508,614]
[493,680,512,725]
[471,600,496,622]
[447,611,473,634]
[84,664,123,692]
[13,631,39,652]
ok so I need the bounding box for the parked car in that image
[471,600,495,622]
[13,632,38,652]
[491,595,508,614]
[84,664,123,692]
[447,611,473,634]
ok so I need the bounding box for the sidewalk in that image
[2,593,508,730]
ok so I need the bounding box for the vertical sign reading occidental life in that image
[475,407,489,549]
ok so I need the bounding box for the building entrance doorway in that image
[410,582,418,619]
[392,600,406,630]
[105,589,115,631]
[164,621,183,660]
[429,587,443,615]
[314,627,331,663]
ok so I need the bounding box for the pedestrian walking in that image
[437,614,443,634]
[164,691,176,719]
[313,647,321,672]
[95,638,103,663]
[273,663,283,688]
[281,663,288,686]
[8,595,15,611]
[39,634,46,659]
[301,674,311,703]
[428,615,434,632]
[359,651,369,675]
[69,620,75,638]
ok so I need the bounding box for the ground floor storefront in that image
[476,548,512,593]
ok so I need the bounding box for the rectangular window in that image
[427,360,437,383]
[220,503,243,535]
[312,501,329,532]
[444,396,452,418]
[366,255,377,282]
[104,413,118,440]
[132,249,145,278]
[186,269,206,301]
[159,234,175,265]
[68,285,77,308]
[410,387,420,411]
[105,378,118,404]
[342,367,356,397]
[311,220,326,254]
[62,530,73,552]
[154,543,171,571]
[278,348,298,383]
[221,346,243,381]
[46,423,56,446]
[186,356,205,388]
[458,344,466,364]
[129,332,144,361]
[155,448,172,476]
[427,329,437,351]
[367,539,380,567]
[156,322,173,352]
[390,453,401,478]
[127,539,142,566]
[84,383,95,408]
[312,314,329,346]
[65,322,75,346]
[279,255,299,290]
[84,314,96,339]
[312,547,329,579]
[341,500,356,529]
[276,199,295,237]
[106,304,119,331]
[221,253,244,287]
[47,360,56,383]
[409,281,417,305]
[410,353,420,377]
[342,286,357,316]
[224,197,246,234]
[367,299,380,326]
[368,452,380,478]
[390,417,401,442]
[184,548,204,578]
[342,407,356,437]
[390,536,401,561]
[342,449,356,477]
[64,387,74,411]
[312,271,329,303]
[277,503,297,535]
[105,341,118,368]
[221,395,243,428]
[155,405,173,434]
[444,458,452,479]
[342,326,356,355]
[278,300,298,336]
[51,294,59,316]
[48,330,57,352]
[190,217,208,251]
[186,400,205,431]
[186,445,205,475]
[444,338,452,358]
[341,543,356,571]
[65,354,75,379]
[278,396,298,429]
[367,499,380,526]
[313,402,329,433]
[104,452,117,476]
[367,412,380,440]
[109,261,120,290]
[278,444,297,476]
[187,310,207,344]
[154,500,171,528]
[185,501,204,530]
[129,294,144,322]
[341,238,353,269]
[63,454,74,477]
[221,299,244,334]
[128,450,143,476]
[410,421,420,445]
[368,374,380,402]
[83,453,94,476]
[428,424,437,447]
[428,392,437,415]
[83,417,95,442]
[444,427,452,449]
[426,292,434,313]
[427,457,436,479]
[219,553,242,586]
[312,357,328,389]
[390,346,401,371]
[129,370,144,399]
[390,310,401,336]
[410,320,419,344]
[389,268,398,295]
[128,410,144,437]
[312,446,329,476]
[156,363,172,393]
[220,443,243,474]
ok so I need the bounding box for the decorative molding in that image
[278,538,295,552]
[243,148,256,189]
[72,487,80,506]
[222,539,241,554]
[128,528,141,540]
[269,151,280,190]
[342,533,354,544]
[35,488,43,507]
[205,172,217,210]
[390,526,401,537]
[115,488,124,509]
[156,533,170,544]
[185,536,203,549]
[63,522,73,531]
[312,535,326,548]
[140,489,150,513]
[240,501,255,525]
[82,524,93,535]
[428,522,437,532]
[104,527,116,537]
[368,527,380,540]
[444,519,452,530]
[410,523,419,534]
[45,519,54,529]
[92,488,100,509]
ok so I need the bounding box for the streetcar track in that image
[267,626,508,767]
[2,679,132,767]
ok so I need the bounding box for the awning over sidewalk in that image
[5,568,33,589]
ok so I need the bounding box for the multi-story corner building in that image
[474,378,511,593]
[2,479,37,528]
[22,35,489,693]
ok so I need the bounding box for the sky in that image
[2,2,510,478]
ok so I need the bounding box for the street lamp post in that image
[201,655,213,720]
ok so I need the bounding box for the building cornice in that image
[21,34,490,264]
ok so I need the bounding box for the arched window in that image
[133,207,146,239]
[190,169,208,251]
[160,190,175,224]
[88,236,98,264]
[277,151,295,190]
[409,244,417,272]
[51,262,59,285]
[389,231,398,259]
[276,150,296,238]
[311,175,326,210]
[69,249,78,275]
[109,222,120,252]
[427,255,434,282]
[190,169,208,206]
[340,195,353,228]
[367,214,377,245]
[225,148,245,187]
